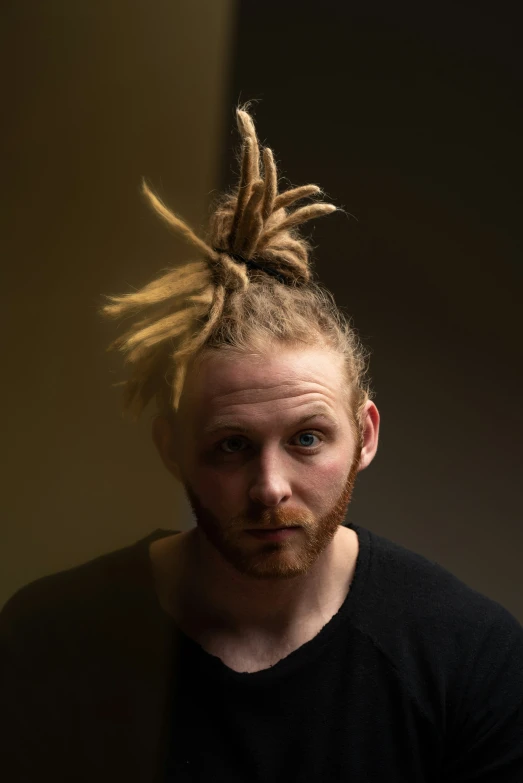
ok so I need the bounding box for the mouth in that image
[246,527,301,541]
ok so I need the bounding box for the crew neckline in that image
[138,521,371,681]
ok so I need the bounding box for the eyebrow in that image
[202,406,340,436]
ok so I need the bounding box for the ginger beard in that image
[183,448,362,580]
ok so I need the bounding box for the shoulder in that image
[0,529,175,645]
[356,525,522,638]
[351,525,523,718]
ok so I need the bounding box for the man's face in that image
[175,345,364,580]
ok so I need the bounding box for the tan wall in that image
[1,0,236,606]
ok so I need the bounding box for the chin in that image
[200,520,339,580]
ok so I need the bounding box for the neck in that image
[155,524,358,639]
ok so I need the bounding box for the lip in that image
[246,527,300,541]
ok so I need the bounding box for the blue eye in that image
[296,432,320,448]
[218,431,322,454]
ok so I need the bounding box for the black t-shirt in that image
[2,522,523,782]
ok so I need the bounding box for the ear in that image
[152,416,182,482]
[357,400,380,471]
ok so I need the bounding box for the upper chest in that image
[149,527,358,673]
[190,612,336,673]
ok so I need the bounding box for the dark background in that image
[1,1,521,619]
[223,1,522,615]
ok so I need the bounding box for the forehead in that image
[181,346,347,422]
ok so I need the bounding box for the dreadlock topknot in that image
[102,106,371,425]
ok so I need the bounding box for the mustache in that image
[231,506,314,530]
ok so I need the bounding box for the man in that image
[2,108,522,782]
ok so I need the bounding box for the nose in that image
[248,451,292,507]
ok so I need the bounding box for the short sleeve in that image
[443,602,523,782]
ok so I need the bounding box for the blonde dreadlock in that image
[102,107,372,427]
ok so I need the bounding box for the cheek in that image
[300,456,351,504]
[187,442,355,515]
[187,465,246,516]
